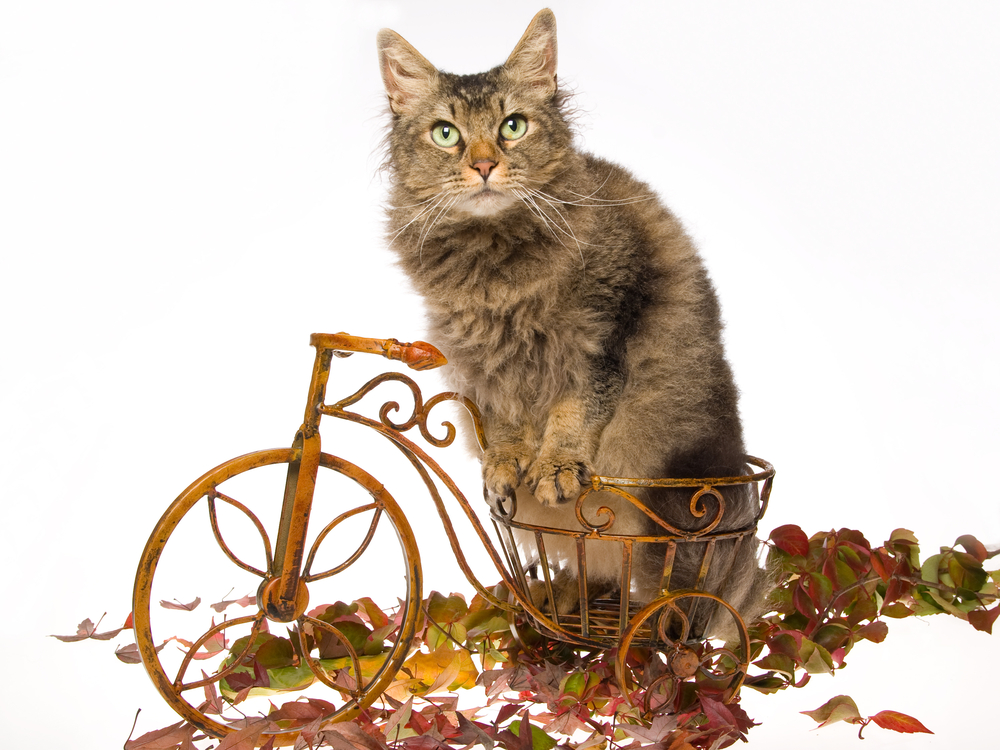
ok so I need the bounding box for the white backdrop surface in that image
[2,1,999,747]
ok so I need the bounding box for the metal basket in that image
[489,459,775,651]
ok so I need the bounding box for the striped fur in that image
[377,9,770,639]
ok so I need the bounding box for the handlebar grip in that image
[309,333,448,371]
[382,339,448,371]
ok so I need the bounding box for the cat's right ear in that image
[377,29,438,116]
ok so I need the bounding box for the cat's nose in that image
[472,160,497,180]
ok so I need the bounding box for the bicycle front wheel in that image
[133,448,422,744]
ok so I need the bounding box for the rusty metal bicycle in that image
[133,333,774,745]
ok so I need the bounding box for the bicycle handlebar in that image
[309,333,447,371]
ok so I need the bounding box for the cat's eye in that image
[499,114,528,141]
[431,121,460,148]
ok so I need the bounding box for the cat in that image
[376,8,771,641]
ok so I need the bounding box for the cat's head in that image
[377,9,576,220]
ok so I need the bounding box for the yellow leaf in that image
[401,646,478,695]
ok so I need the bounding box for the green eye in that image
[431,121,460,148]
[499,114,528,141]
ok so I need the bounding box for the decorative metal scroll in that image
[133,332,776,740]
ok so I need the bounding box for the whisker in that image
[513,188,566,247]
[536,186,655,207]
[515,188,587,270]
[386,194,443,210]
[387,195,449,246]
[417,194,459,265]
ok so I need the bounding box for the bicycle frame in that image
[133,332,775,741]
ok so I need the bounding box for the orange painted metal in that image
[133,333,775,741]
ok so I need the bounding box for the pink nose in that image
[473,160,497,180]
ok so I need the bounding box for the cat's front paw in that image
[482,447,529,504]
[526,458,590,507]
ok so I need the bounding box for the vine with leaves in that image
[59,525,998,749]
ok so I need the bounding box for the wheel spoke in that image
[207,488,272,577]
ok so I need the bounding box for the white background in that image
[2,1,999,747]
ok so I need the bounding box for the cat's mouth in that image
[459,186,517,217]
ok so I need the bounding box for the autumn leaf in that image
[124,720,194,750]
[770,524,810,557]
[801,694,863,728]
[266,698,335,722]
[869,710,933,735]
[160,597,202,612]
[968,605,1000,634]
[955,534,989,563]
[211,594,256,613]
[401,645,478,694]
[354,596,391,630]
[854,620,888,643]
[50,615,126,642]
[215,719,269,750]
[317,722,392,750]
[508,717,557,750]
[115,642,143,664]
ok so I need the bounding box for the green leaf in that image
[753,653,796,680]
[255,636,296,669]
[846,596,878,626]
[879,602,913,619]
[888,529,921,568]
[824,556,858,589]
[812,622,851,652]
[508,720,557,750]
[920,554,942,584]
[743,674,787,694]
[426,591,469,625]
[949,556,988,593]
[801,694,863,727]
[799,639,835,675]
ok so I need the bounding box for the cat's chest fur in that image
[409,224,605,421]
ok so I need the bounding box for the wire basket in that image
[489,457,775,651]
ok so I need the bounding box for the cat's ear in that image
[504,8,558,97]
[377,29,438,115]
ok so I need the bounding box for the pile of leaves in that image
[57,526,998,749]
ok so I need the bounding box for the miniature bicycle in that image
[133,333,774,744]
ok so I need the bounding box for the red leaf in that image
[882,576,907,606]
[955,534,989,563]
[50,615,125,642]
[318,723,392,750]
[160,597,201,611]
[115,643,143,664]
[793,582,817,621]
[869,710,933,734]
[125,721,194,750]
[870,548,899,582]
[770,524,810,557]
[211,594,256,613]
[968,606,1000,634]
[495,702,522,727]
[855,621,888,643]
[215,720,269,750]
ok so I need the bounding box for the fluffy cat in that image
[376,9,770,639]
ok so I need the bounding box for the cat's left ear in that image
[377,28,438,115]
[505,8,558,97]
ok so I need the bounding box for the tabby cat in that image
[376,9,770,639]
